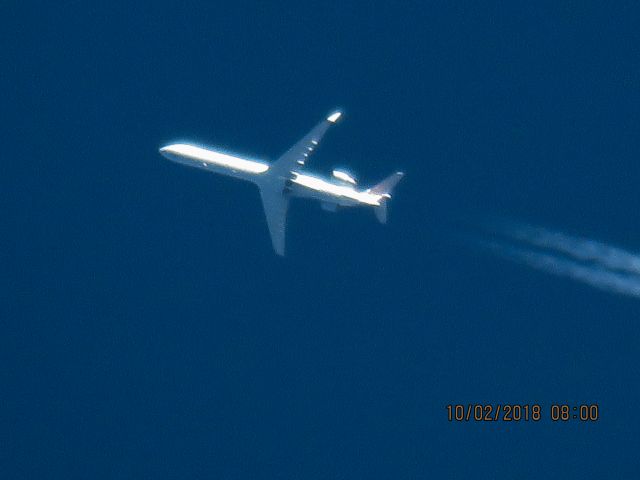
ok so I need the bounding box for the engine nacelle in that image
[332,169,357,186]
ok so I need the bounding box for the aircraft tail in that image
[369,172,404,224]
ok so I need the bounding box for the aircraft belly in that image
[290,184,362,208]
[290,183,335,202]
[170,155,259,181]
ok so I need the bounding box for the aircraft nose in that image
[159,146,172,158]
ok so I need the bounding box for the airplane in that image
[159,111,404,256]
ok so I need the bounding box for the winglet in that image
[326,111,342,123]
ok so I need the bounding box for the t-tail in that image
[368,172,404,224]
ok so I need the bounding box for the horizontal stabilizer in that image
[370,172,404,224]
[375,203,388,224]
[369,172,404,197]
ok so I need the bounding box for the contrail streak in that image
[487,220,640,276]
[470,219,640,299]
[475,238,640,298]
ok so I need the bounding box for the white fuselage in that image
[160,144,269,180]
[160,144,383,208]
[288,172,380,206]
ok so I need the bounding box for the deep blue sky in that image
[3,1,640,478]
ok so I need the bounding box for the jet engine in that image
[332,169,357,186]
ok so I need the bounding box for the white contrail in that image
[475,238,640,298]
[488,220,640,275]
[470,220,640,299]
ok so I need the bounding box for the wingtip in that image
[327,111,342,123]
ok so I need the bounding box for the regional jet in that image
[160,111,404,256]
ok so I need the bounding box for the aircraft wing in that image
[269,111,342,179]
[259,185,289,256]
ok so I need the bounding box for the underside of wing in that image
[268,111,342,179]
[259,186,289,256]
